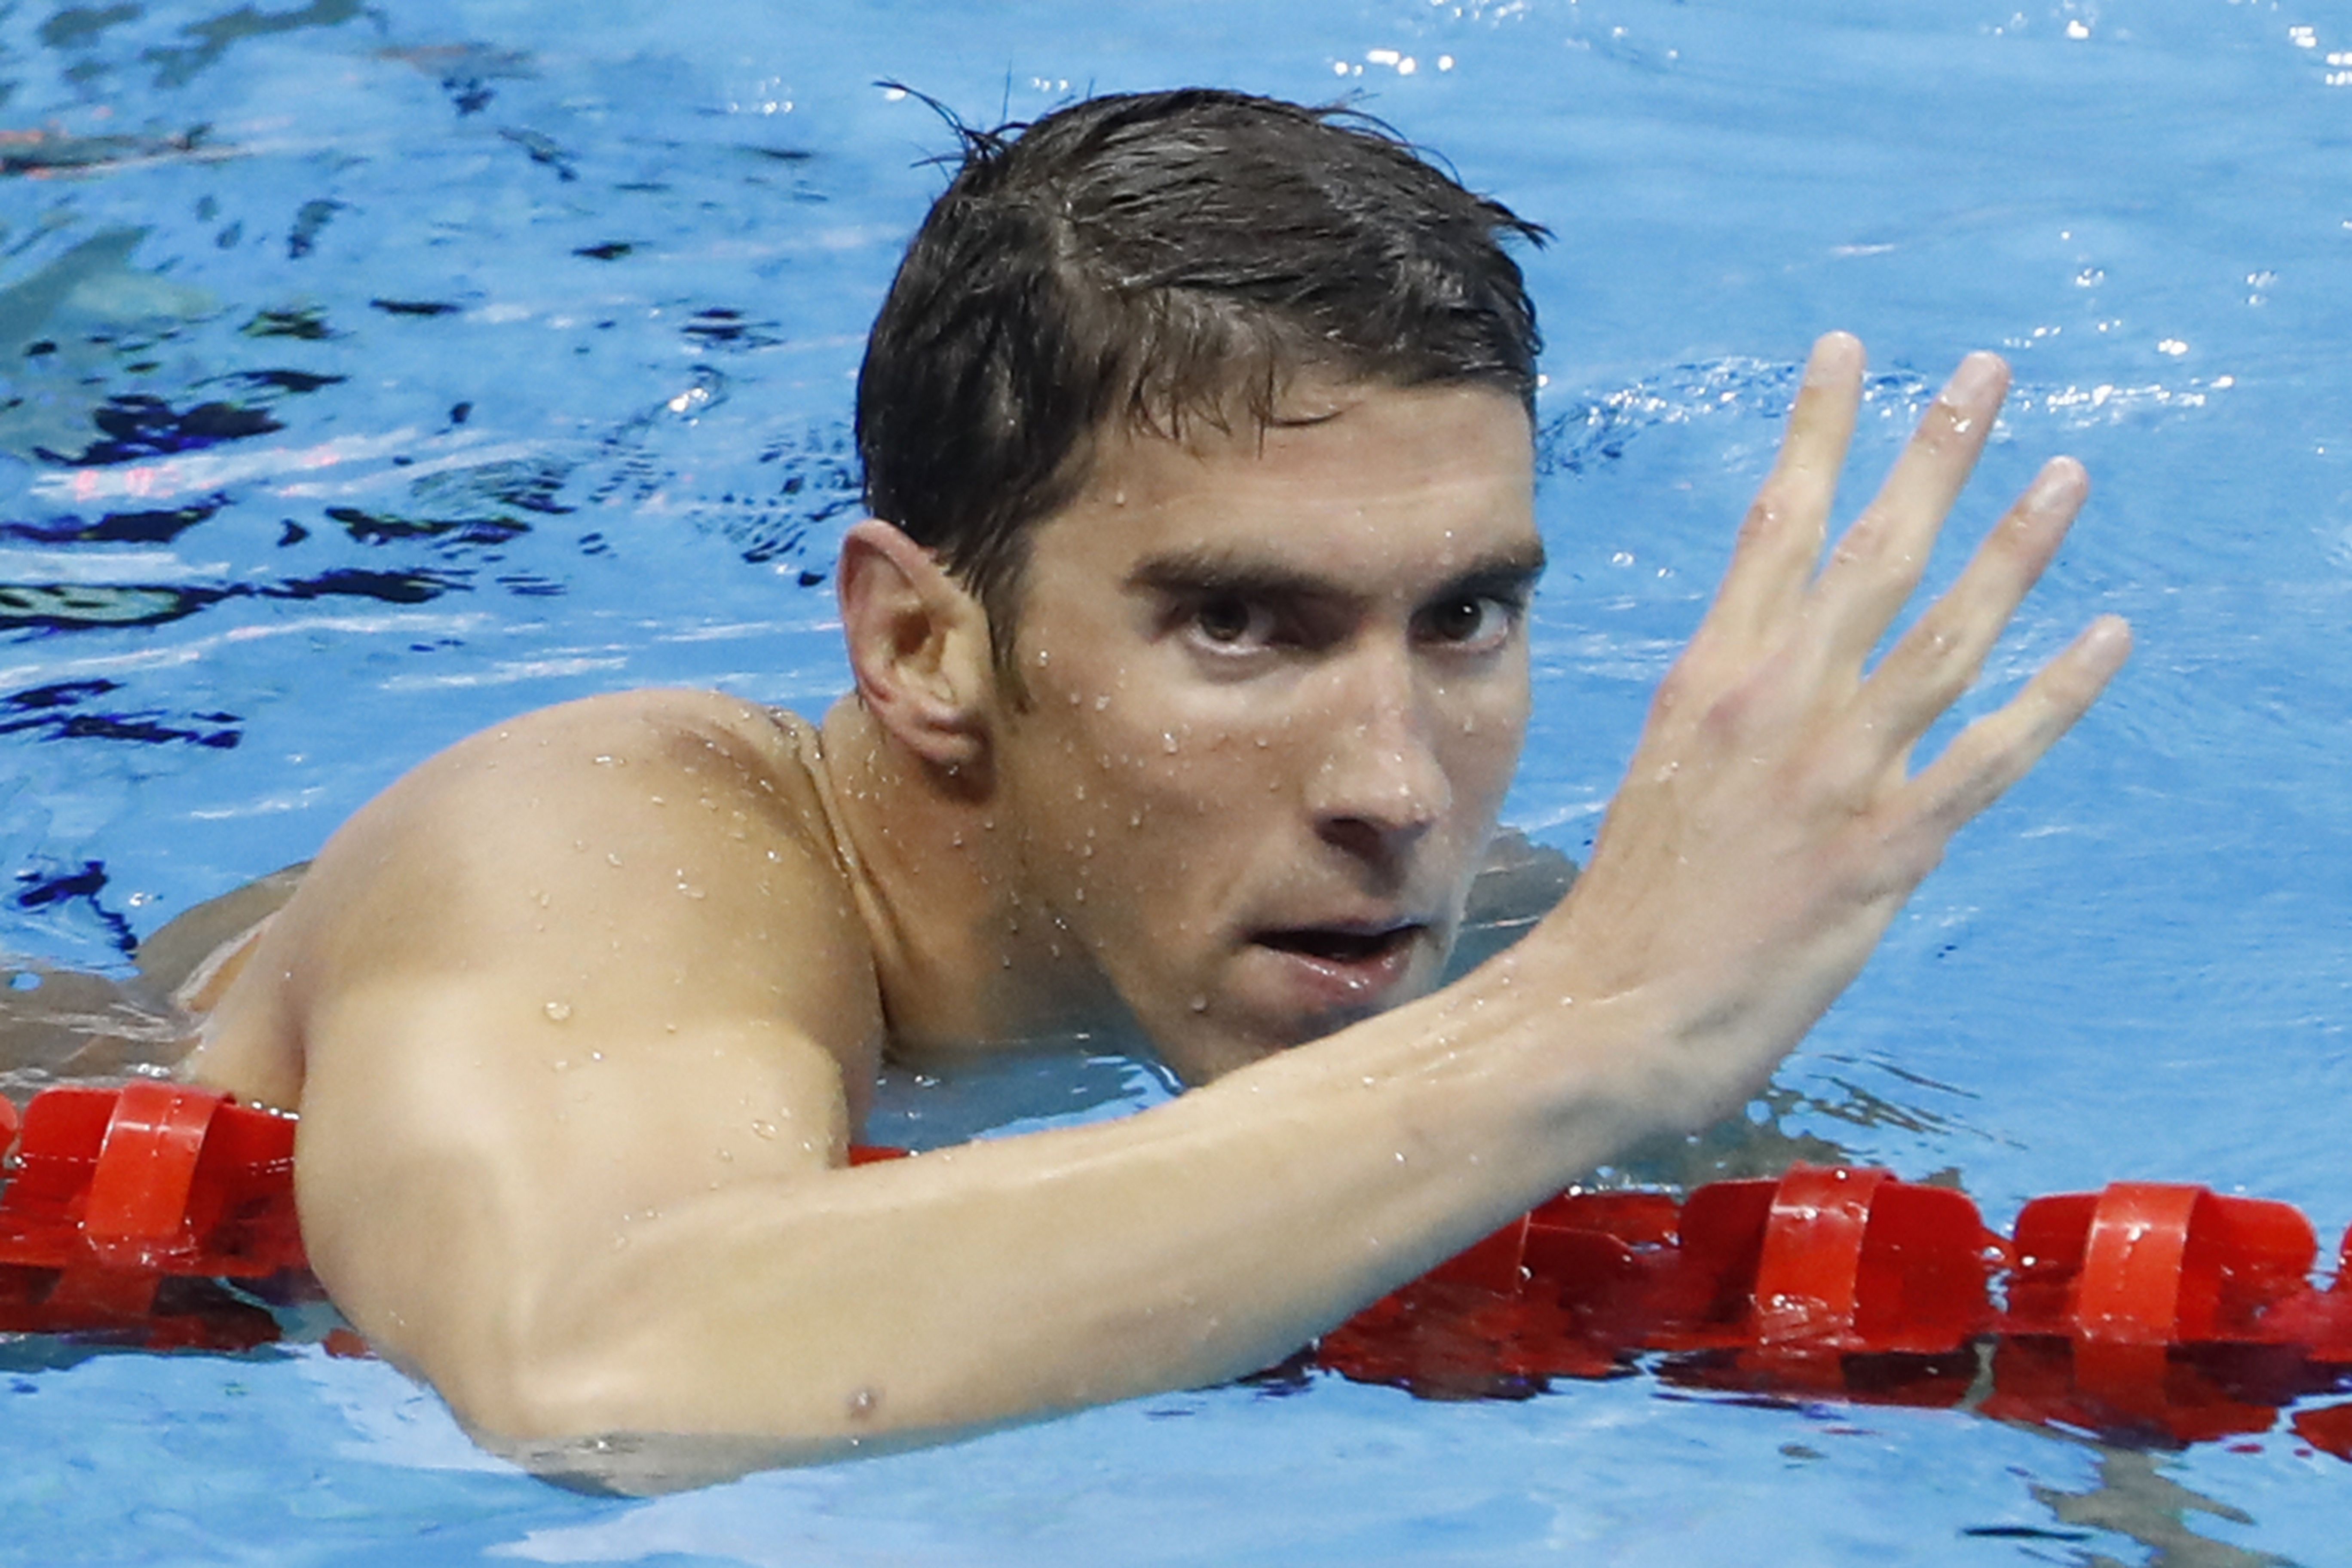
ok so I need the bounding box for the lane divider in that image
[5,1084,2350,1452]
[1,1083,303,1345]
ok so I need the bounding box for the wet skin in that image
[179,337,2129,1488]
[979,378,1542,1081]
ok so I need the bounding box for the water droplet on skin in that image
[649,795,665,806]
[717,1147,734,1162]
[1162,732,1179,753]
[533,890,551,907]
[1093,694,1110,710]
[545,1000,573,1022]
[607,851,624,867]
[593,754,616,766]
[751,1119,777,1139]
[1129,810,1142,827]
[1188,995,1209,1013]
[677,882,706,899]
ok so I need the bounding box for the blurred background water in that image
[2,0,2349,1562]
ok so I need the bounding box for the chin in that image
[1147,934,1455,1085]
[1161,997,1409,1086]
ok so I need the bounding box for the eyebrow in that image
[1128,542,1549,608]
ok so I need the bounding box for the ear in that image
[836,519,998,772]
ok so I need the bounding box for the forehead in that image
[1028,378,1539,593]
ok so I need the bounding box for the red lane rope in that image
[6,1084,2351,1454]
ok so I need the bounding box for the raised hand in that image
[1540,333,2130,1123]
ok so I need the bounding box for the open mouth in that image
[1255,925,1421,965]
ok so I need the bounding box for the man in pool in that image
[170,89,2128,1475]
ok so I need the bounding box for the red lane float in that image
[1317,1166,2004,1406]
[1321,1164,2352,1448]
[6,1084,2352,1452]
[0,1082,303,1348]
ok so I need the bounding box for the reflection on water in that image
[2030,1444,2291,1568]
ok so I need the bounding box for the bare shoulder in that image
[184,690,894,1415]
[195,689,885,1121]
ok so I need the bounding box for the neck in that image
[816,695,1127,1052]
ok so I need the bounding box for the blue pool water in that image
[3,0,2350,1561]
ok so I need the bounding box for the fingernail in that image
[1948,352,2006,403]
[1805,332,1863,383]
[2082,615,2133,668]
[2027,457,2086,510]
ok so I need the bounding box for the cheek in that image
[1458,686,1531,784]
[1009,698,1296,931]
[1433,672,1533,828]
[1042,657,1299,810]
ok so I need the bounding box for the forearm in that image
[485,946,1669,1448]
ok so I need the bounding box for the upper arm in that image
[208,693,886,1419]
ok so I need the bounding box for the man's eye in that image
[1190,596,1275,647]
[1420,595,1516,650]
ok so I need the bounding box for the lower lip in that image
[1244,934,1421,1016]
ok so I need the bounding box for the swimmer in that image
[151,90,2125,1483]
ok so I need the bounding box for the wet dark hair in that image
[855,87,1547,667]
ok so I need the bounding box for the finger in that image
[1702,333,1863,650]
[1848,456,2089,751]
[1897,613,2132,838]
[1807,352,2010,675]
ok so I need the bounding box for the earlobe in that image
[836,519,996,775]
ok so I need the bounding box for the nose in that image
[1305,644,1451,866]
